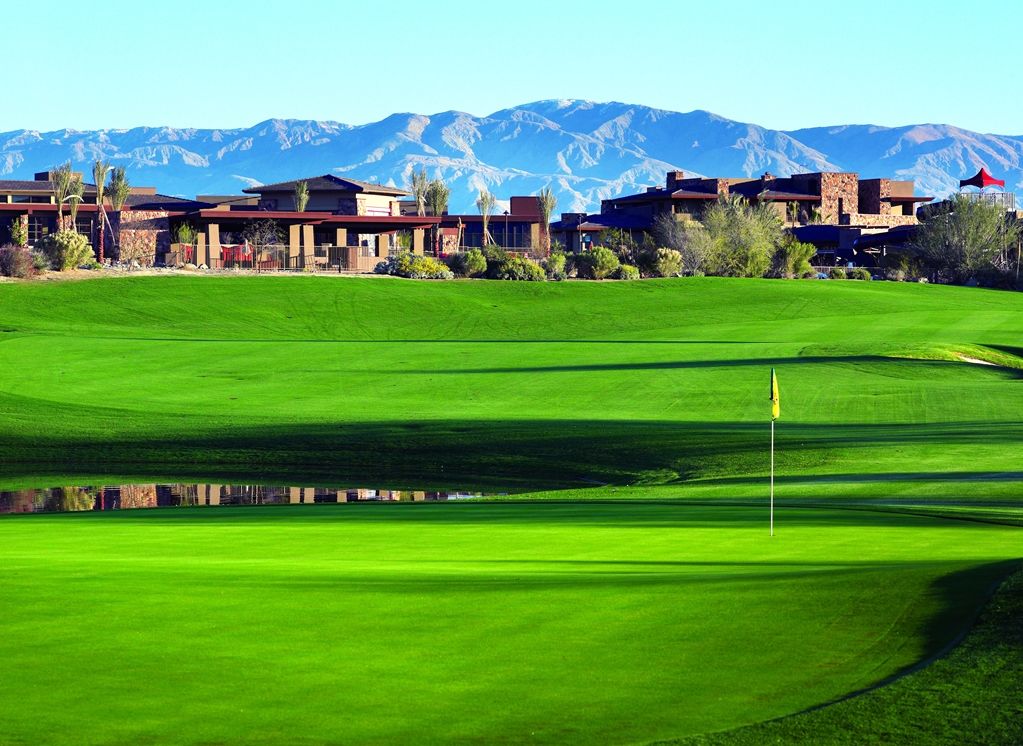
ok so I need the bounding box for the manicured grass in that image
[672,567,1023,746]
[0,502,1019,744]
[1,275,1023,497]
[1,275,1022,743]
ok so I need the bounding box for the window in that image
[28,216,53,243]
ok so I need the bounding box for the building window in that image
[28,216,53,244]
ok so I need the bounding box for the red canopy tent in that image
[959,168,1005,190]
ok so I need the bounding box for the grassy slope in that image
[0,502,1020,745]
[671,568,1023,746]
[1,275,1023,496]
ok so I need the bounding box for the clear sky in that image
[7,0,1019,134]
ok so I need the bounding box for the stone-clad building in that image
[551,169,934,261]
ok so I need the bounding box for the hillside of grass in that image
[1,275,1022,497]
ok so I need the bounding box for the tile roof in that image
[242,174,407,196]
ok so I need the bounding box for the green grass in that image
[0,502,1019,744]
[671,566,1023,746]
[1,275,1023,497]
[2,275,1022,743]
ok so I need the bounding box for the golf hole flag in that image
[770,368,780,420]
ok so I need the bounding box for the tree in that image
[49,162,74,229]
[409,167,429,217]
[107,167,131,256]
[912,193,1021,284]
[692,195,784,278]
[537,186,557,257]
[294,181,309,212]
[67,174,85,231]
[243,219,284,268]
[652,212,706,274]
[92,160,111,262]
[476,189,496,247]
[426,179,449,217]
[426,179,450,253]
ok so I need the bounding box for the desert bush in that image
[697,195,783,277]
[828,267,847,280]
[543,251,567,281]
[480,244,510,279]
[461,248,487,277]
[375,251,453,280]
[615,263,640,280]
[0,244,36,278]
[497,256,546,281]
[37,230,93,271]
[9,217,27,247]
[576,246,620,279]
[848,267,872,281]
[772,237,817,278]
[447,248,487,277]
[652,247,683,277]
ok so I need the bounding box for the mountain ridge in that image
[1,100,1020,213]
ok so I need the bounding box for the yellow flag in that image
[770,368,780,421]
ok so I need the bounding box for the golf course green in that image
[1,274,1021,743]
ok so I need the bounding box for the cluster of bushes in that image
[829,266,872,281]
[374,251,454,280]
[38,231,97,271]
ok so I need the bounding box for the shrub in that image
[615,263,640,280]
[576,246,620,279]
[374,251,453,280]
[773,237,817,278]
[885,269,906,282]
[497,256,546,281]
[848,267,872,281]
[543,251,567,280]
[828,267,847,280]
[9,217,27,247]
[481,244,509,279]
[37,230,93,271]
[460,248,487,278]
[0,244,36,278]
[652,247,683,278]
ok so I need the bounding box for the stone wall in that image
[112,210,170,265]
[818,173,860,223]
[858,179,891,216]
[839,213,917,228]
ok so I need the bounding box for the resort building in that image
[399,195,544,252]
[551,169,935,264]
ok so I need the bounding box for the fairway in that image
[1,275,1023,496]
[1,275,1022,743]
[0,502,1019,744]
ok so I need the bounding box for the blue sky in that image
[8,0,1019,134]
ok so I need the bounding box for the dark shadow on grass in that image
[3,419,1023,490]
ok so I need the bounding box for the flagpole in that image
[770,419,775,537]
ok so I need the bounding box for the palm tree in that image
[294,181,309,212]
[409,167,429,216]
[426,179,450,254]
[50,162,74,229]
[476,189,496,247]
[537,186,557,257]
[107,167,131,255]
[93,160,111,261]
[67,174,85,231]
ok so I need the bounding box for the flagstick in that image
[770,419,775,537]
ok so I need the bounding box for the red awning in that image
[959,168,1005,190]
